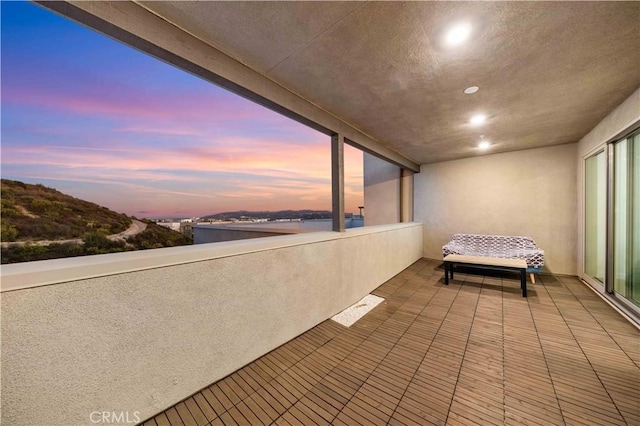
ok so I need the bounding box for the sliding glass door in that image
[613,131,640,308]
[585,129,640,315]
[585,150,606,284]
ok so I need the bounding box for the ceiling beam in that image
[37,1,420,172]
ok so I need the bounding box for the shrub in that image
[1,207,22,218]
[1,243,48,263]
[82,232,126,254]
[1,222,18,241]
[29,199,53,214]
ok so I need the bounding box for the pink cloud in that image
[2,136,337,178]
[4,132,362,193]
[4,85,363,216]
[3,83,293,126]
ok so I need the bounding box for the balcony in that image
[143,259,638,426]
[2,2,639,425]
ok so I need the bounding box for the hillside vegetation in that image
[1,179,130,241]
[1,179,191,264]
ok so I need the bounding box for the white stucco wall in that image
[578,88,640,157]
[415,144,578,275]
[363,153,401,225]
[1,223,422,426]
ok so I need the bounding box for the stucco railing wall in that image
[1,222,423,426]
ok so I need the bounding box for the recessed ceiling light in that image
[445,23,472,47]
[470,114,486,125]
[464,86,479,94]
[478,141,491,150]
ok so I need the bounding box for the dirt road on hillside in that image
[1,220,148,248]
[107,220,147,242]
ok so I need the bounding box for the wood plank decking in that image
[143,259,639,425]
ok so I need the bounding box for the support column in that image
[400,169,414,222]
[332,134,345,232]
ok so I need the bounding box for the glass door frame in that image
[581,128,640,319]
[606,142,614,295]
[609,131,640,315]
[582,146,607,291]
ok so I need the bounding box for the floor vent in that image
[331,294,385,327]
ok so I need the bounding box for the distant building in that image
[193,217,364,244]
[156,221,181,232]
[179,222,193,239]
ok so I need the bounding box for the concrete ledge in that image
[1,223,422,293]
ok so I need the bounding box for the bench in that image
[443,233,544,283]
[444,254,529,297]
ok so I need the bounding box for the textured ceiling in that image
[140,1,640,164]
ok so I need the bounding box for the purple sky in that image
[1,1,363,218]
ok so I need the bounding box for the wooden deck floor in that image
[143,259,639,426]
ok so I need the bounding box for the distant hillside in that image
[1,179,192,264]
[202,210,334,221]
[1,179,131,241]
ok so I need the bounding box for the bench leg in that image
[450,264,454,280]
[521,269,527,297]
[530,273,536,284]
[444,262,449,285]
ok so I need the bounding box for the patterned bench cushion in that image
[442,233,544,269]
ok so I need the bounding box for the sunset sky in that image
[1,1,363,219]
